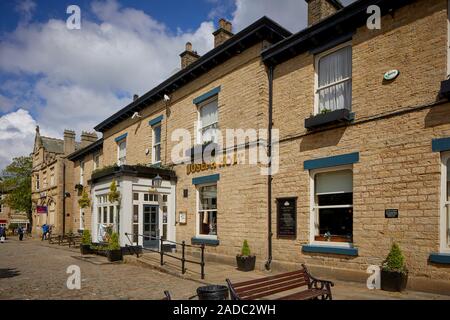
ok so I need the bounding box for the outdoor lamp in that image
[152,174,163,188]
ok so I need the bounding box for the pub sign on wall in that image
[276,197,297,239]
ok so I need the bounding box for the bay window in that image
[152,124,162,164]
[315,44,352,114]
[96,195,119,241]
[198,97,218,144]
[197,184,217,237]
[312,168,353,244]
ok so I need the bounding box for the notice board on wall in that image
[277,197,297,239]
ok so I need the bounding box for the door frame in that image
[142,204,160,249]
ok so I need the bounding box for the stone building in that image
[262,0,450,290]
[32,0,450,292]
[31,126,97,235]
[0,189,29,230]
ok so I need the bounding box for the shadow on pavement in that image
[0,268,21,279]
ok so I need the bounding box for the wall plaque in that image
[179,212,187,225]
[277,198,297,239]
[385,209,399,219]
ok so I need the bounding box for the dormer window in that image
[315,44,352,114]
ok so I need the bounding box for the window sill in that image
[305,109,353,130]
[191,237,219,246]
[302,244,358,256]
[429,253,450,265]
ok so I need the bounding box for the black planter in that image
[440,79,450,98]
[80,244,92,255]
[236,255,256,272]
[197,285,229,300]
[381,270,408,292]
[305,108,352,129]
[107,249,123,262]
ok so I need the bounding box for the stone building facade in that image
[32,0,450,292]
[31,127,98,236]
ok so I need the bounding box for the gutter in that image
[265,65,274,271]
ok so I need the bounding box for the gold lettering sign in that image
[186,153,238,175]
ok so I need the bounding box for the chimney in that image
[213,18,233,48]
[64,129,76,155]
[180,42,200,69]
[133,94,139,101]
[305,0,343,26]
[80,131,98,148]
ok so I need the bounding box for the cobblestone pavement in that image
[0,238,200,300]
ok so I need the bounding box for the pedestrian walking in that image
[0,226,4,243]
[41,224,48,241]
[18,226,24,241]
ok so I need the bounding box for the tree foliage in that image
[108,179,120,203]
[241,240,251,256]
[382,243,407,274]
[78,188,91,209]
[0,156,32,224]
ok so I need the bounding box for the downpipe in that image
[265,65,274,271]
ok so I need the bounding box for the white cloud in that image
[0,109,36,170]
[0,0,325,170]
[15,0,36,24]
[231,0,307,33]
[0,0,215,169]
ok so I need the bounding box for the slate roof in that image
[40,136,82,154]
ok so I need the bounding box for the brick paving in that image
[0,238,199,300]
[1,238,449,300]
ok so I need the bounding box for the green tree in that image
[0,156,32,231]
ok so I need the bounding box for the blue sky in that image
[0,0,355,171]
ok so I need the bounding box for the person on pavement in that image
[41,224,48,241]
[18,226,24,241]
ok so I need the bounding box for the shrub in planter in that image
[236,240,256,272]
[381,243,408,292]
[80,230,92,255]
[107,232,123,262]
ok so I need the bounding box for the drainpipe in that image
[265,64,274,271]
[62,161,66,235]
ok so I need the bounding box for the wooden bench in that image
[226,264,334,300]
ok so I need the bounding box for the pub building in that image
[45,0,450,293]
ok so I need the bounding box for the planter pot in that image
[197,285,229,300]
[305,108,352,129]
[440,79,450,98]
[236,255,256,272]
[381,270,408,292]
[107,249,123,262]
[80,244,92,255]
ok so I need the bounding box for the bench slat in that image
[232,270,307,288]
[276,289,327,300]
[235,274,308,295]
[242,281,311,300]
[239,278,308,299]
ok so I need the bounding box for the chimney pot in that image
[180,42,200,69]
[213,18,234,48]
[305,0,343,26]
[80,131,98,148]
[133,94,139,101]
[64,129,76,155]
